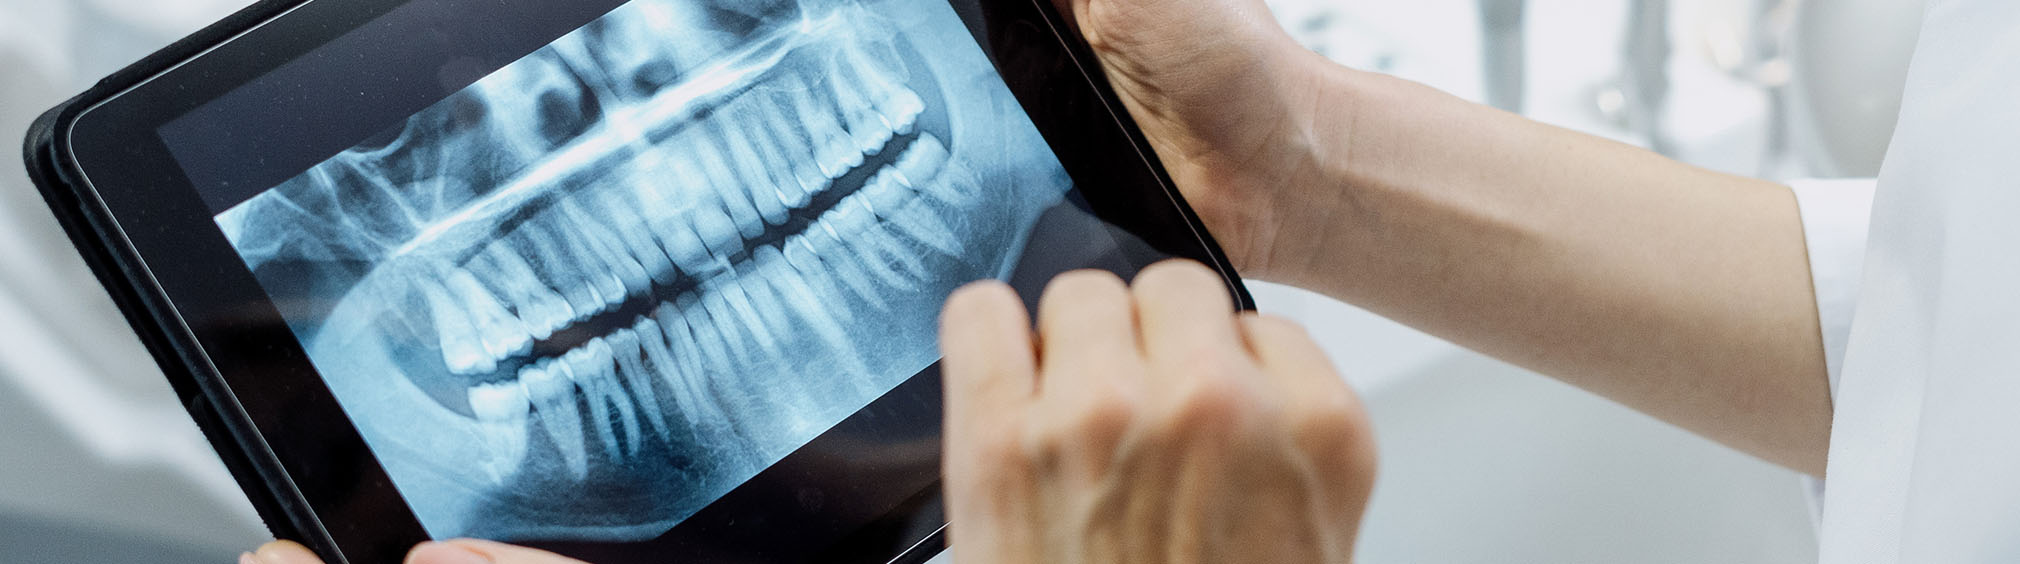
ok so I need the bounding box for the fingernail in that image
[408,541,494,564]
[239,552,261,564]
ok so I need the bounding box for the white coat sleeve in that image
[1789,179,1877,398]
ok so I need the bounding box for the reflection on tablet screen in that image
[212,0,1071,542]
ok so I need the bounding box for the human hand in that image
[939,260,1378,563]
[240,539,585,564]
[1048,0,1360,284]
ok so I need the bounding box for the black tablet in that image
[22,0,1250,562]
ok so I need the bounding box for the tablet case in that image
[20,0,324,550]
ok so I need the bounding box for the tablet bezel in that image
[51,0,1252,561]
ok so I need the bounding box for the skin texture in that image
[253,0,1840,558]
[939,264,1374,564]
[1049,0,1833,474]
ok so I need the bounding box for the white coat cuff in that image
[1788,178,1876,399]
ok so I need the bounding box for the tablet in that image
[23,0,1251,561]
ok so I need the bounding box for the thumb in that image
[406,540,590,564]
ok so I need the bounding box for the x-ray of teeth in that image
[214,0,1071,542]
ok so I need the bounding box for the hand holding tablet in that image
[28,0,1249,560]
[238,260,1375,564]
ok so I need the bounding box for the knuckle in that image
[1160,376,1253,439]
[1132,260,1222,299]
[1031,389,1138,456]
[1044,270,1130,304]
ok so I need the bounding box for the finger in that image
[1238,313,1376,506]
[1237,314,1348,402]
[940,281,1038,436]
[248,541,323,564]
[407,540,590,564]
[1035,270,1142,392]
[1130,260,1246,368]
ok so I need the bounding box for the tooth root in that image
[639,312,729,431]
[592,187,679,287]
[688,133,767,240]
[900,133,972,206]
[420,273,493,375]
[690,206,743,263]
[674,296,743,373]
[467,382,531,485]
[519,226,601,319]
[556,354,622,461]
[549,210,629,313]
[714,118,793,226]
[756,96,831,200]
[786,75,859,179]
[445,267,533,360]
[565,200,652,304]
[522,363,588,480]
[775,244,854,324]
[828,57,894,157]
[478,247,569,339]
[699,290,760,364]
[839,201,932,282]
[743,115,812,209]
[713,276,784,357]
[892,202,964,256]
[812,214,916,291]
[608,328,673,442]
[865,172,961,255]
[754,247,864,373]
[587,338,642,458]
[789,236,885,309]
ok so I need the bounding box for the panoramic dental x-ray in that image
[213,0,1072,542]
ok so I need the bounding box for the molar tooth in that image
[713,116,792,226]
[788,235,885,309]
[742,112,812,209]
[633,316,714,438]
[445,266,533,360]
[772,244,852,324]
[592,187,679,287]
[897,133,971,206]
[551,205,633,312]
[712,276,784,357]
[519,224,603,318]
[836,199,930,282]
[754,96,830,201]
[606,329,671,443]
[477,247,570,340]
[583,339,642,458]
[557,351,619,461]
[813,211,915,291]
[687,133,766,240]
[467,382,531,485]
[421,273,493,375]
[828,58,895,157]
[691,206,743,264]
[670,297,742,398]
[563,199,651,305]
[753,247,863,372]
[868,171,962,255]
[522,363,588,480]
[699,290,760,364]
[784,75,859,179]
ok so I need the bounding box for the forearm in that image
[1270,67,1832,475]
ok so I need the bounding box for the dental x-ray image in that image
[212,0,1071,543]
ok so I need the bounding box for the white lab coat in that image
[1789,0,2020,561]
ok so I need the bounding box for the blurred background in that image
[0,0,1922,561]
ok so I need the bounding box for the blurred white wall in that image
[0,0,1919,561]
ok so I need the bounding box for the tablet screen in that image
[203,0,1073,544]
